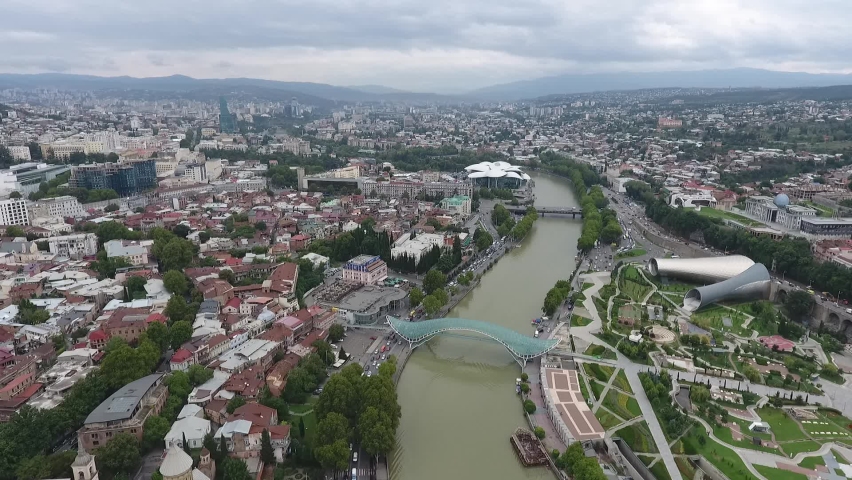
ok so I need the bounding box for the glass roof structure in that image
[387,316,559,361]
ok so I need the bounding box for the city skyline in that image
[4,0,852,93]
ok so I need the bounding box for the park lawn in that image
[289,397,318,415]
[659,282,695,294]
[691,305,750,336]
[584,363,615,383]
[800,411,852,438]
[759,408,808,441]
[711,424,778,454]
[613,370,633,394]
[650,462,672,480]
[595,407,624,430]
[801,201,835,217]
[675,457,697,480]
[697,207,764,227]
[579,376,590,401]
[584,344,617,360]
[754,465,808,480]
[798,453,827,470]
[682,426,758,480]
[698,351,734,370]
[571,315,593,327]
[296,409,319,442]
[637,454,654,466]
[591,380,607,400]
[781,440,823,457]
[616,421,658,453]
[603,390,641,421]
[819,409,852,435]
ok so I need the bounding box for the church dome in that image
[160,445,193,478]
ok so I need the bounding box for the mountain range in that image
[1,68,852,103]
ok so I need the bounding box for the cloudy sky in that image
[2,0,850,93]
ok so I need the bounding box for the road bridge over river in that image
[505,205,583,218]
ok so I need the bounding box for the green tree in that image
[218,269,236,285]
[313,340,335,365]
[255,221,267,231]
[283,368,314,404]
[421,295,441,315]
[146,322,170,353]
[172,224,191,238]
[5,226,25,237]
[785,290,815,321]
[221,457,252,480]
[169,321,193,350]
[163,270,188,295]
[534,426,546,439]
[142,415,171,450]
[523,399,536,414]
[126,275,148,299]
[409,287,424,307]
[226,396,247,414]
[432,287,448,306]
[8,191,21,199]
[96,433,141,477]
[422,269,446,294]
[100,343,150,390]
[104,203,119,212]
[164,295,190,323]
[187,364,215,385]
[328,323,345,343]
[690,385,710,404]
[359,406,395,456]
[260,429,275,464]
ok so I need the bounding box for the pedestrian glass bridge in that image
[387,316,559,366]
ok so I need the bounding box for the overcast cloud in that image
[2,0,850,92]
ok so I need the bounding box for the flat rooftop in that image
[543,368,605,441]
[335,285,406,314]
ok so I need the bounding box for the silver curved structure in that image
[648,255,754,284]
[387,316,559,367]
[683,263,771,312]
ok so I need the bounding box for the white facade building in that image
[0,199,29,226]
[104,240,149,265]
[31,195,85,219]
[48,233,98,257]
[8,146,31,161]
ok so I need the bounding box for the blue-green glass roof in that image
[387,316,559,359]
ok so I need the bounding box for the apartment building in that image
[78,374,168,451]
[31,195,85,218]
[47,233,98,257]
[69,159,157,197]
[362,179,473,199]
[0,199,30,226]
[440,195,472,217]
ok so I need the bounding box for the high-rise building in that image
[0,198,30,226]
[70,159,156,197]
[219,97,235,134]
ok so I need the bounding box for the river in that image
[390,172,583,480]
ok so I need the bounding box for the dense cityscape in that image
[3,69,852,480]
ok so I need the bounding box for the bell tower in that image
[71,443,99,480]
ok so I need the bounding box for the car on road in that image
[370,336,376,340]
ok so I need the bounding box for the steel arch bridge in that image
[387,316,559,366]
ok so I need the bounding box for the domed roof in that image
[257,307,275,323]
[161,445,194,477]
[464,161,528,180]
[774,193,790,207]
[485,169,506,178]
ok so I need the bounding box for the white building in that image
[777,205,818,230]
[342,255,388,285]
[30,195,85,219]
[0,198,30,226]
[391,233,445,261]
[164,416,211,450]
[48,233,98,257]
[104,240,149,265]
[669,190,716,208]
[8,146,31,161]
